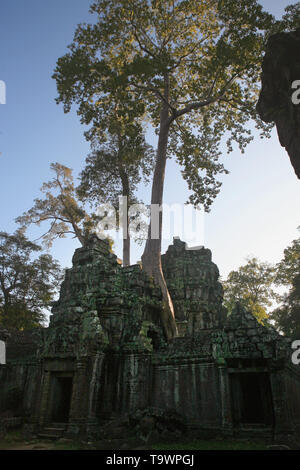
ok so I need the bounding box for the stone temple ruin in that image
[1,236,300,443]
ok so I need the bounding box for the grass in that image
[52,441,86,450]
[0,430,23,448]
[152,439,268,450]
[0,430,268,450]
[0,434,86,450]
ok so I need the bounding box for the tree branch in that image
[171,73,240,121]
[131,81,176,113]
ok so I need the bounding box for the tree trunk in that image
[141,99,178,341]
[123,231,130,267]
[71,221,86,246]
[2,288,11,325]
[120,170,130,267]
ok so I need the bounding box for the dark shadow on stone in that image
[257,28,300,178]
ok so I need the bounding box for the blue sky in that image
[0,0,299,283]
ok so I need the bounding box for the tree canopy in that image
[0,230,62,330]
[54,0,274,210]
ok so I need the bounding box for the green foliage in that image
[272,272,300,340]
[77,128,155,246]
[53,0,276,212]
[78,131,154,207]
[273,2,300,32]
[275,228,300,286]
[16,163,96,248]
[271,230,300,339]
[0,230,62,330]
[223,257,277,323]
[223,233,300,337]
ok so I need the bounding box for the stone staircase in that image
[38,423,67,440]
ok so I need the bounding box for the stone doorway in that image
[50,373,73,423]
[230,372,274,427]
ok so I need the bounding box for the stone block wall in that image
[162,238,226,333]
[151,359,222,430]
[0,328,41,417]
[0,361,41,418]
[284,367,300,434]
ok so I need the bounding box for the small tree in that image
[16,163,95,248]
[0,230,62,330]
[223,257,277,323]
[78,124,154,266]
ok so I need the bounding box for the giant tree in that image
[53,0,275,340]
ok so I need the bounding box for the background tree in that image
[78,122,154,266]
[53,0,276,340]
[223,257,277,324]
[275,2,300,31]
[0,230,62,330]
[275,228,300,286]
[271,271,300,340]
[271,229,300,338]
[16,162,95,248]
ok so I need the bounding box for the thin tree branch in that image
[131,81,176,113]
[171,73,240,122]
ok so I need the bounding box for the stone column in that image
[67,357,89,437]
[218,360,233,435]
[28,360,43,433]
[86,353,104,438]
[270,368,295,439]
[38,370,52,427]
[122,353,151,413]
